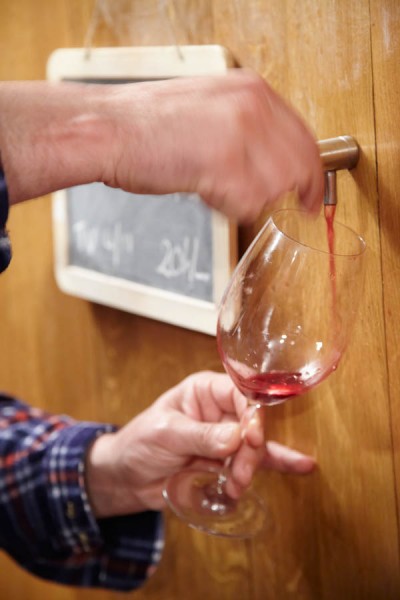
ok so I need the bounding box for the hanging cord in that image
[163,0,184,60]
[83,0,184,61]
[83,0,104,59]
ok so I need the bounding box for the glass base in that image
[163,467,267,539]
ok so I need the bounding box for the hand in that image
[1,72,323,221]
[86,371,316,518]
[104,70,324,221]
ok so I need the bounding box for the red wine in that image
[223,368,320,406]
[218,208,340,407]
[324,203,338,330]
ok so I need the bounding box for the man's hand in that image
[104,71,324,221]
[1,72,323,221]
[85,371,316,518]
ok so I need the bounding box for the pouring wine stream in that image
[320,136,360,316]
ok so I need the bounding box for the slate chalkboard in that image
[67,184,213,302]
[48,46,236,335]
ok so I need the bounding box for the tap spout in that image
[324,171,337,206]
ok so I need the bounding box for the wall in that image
[0,1,399,598]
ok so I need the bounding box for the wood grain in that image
[0,0,399,598]
[370,0,400,549]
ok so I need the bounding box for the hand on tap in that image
[0,71,324,221]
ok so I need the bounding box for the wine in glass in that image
[163,208,366,537]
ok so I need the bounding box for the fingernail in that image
[294,456,317,473]
[281,454,316,474]
[216,424,238,445]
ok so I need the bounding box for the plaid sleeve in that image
[0,393,164,591]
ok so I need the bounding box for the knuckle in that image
[183,371,210,392]
[197,423,214,453]
[239,70,266,95]
[235,91,259,122]
[152,415,173,444]
[229,75,266,125]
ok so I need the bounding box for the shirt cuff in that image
[42,421,115,554]
[42,421,164,586]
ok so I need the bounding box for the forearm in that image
[0,73,324,219]
[0,394,112,556]
[0,81,116,204]
[0,394,163,590]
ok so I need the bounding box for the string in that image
[83,0,104,59]
[83,0,185,61]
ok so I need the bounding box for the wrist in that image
[85,428,155,518]
[0,81,115,203]
[85,432,119,519]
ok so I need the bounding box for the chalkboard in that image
[48,46,237,335]
[68,185,213,301]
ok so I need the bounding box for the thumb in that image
[174,418,241,460]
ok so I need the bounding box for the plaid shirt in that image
[0,393,164,591]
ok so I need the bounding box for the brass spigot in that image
[317,136,359,205]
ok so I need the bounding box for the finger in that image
[241,406,264,449]
[178,372,247,423]
[262,441,316,474]
[298,156,324,215]
[208,372,248,418]
[258,85,324,214]
[241,118,318,219]
[224,440,263,499]
[171,415,242,460]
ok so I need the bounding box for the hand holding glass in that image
[164,208,366,537]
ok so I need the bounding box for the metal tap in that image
[317,135,359,205]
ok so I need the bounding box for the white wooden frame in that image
[47,46,237,335]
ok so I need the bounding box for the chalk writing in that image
[72,221,134,268]
[156,236,211,283]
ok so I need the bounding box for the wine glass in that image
[163,208,366,538]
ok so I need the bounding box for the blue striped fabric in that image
[0,168,12,273]
[0,394,164,591]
